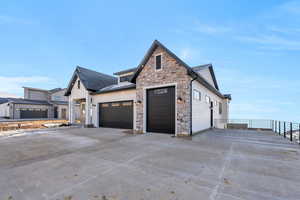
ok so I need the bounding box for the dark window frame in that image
[155,54,162,70]
[77,80,80,89]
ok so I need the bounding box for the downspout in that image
[190,76,197,136]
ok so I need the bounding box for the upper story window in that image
[219,102,222,114]
[155,54,162,70]
[193,89,201,101]
[119,75,132,82]
[205,95,210,104]
[77,80,80,89]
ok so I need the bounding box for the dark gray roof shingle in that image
[93,83,136,94]
[113,67,137,75]
[0,98,51,105]
[192,64,219,90]
[0,98,68,105]
[65,66,118,96]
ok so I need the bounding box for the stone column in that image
[69,97,75,124]
[85,93,92,126]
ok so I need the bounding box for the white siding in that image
[26,89,49,100]
[192,81,228,133]
[91,89,136,128]
[197,68,216,89]
[0,103,10,118]
[70,77,88,100]
[51,89,68,101]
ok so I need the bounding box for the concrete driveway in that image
[0,128,300,200]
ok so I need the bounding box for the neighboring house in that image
[65,40,231,136]
[0,87,69,120]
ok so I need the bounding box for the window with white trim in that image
[155,55,162,70]
[193,89,201,101]
[205,95,210,104]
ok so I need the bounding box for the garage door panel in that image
[147,86,175,134]
[99,101,133,129]
[20,109,48,119]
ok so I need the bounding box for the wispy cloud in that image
[0,15,36,25]
[193,22,232,35]
[279,0,300,15]
[0,76,53,96]
[237,34,300,50]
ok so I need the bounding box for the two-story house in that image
[0,87,69,120]
[65,40,231,136]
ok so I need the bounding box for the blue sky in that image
[0,0,300,121]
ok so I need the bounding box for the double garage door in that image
[98,86,175,134]
[99,101,133,129]
[20,109,48,119]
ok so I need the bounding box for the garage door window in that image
[101,104,109,107]
[112,103,120,107]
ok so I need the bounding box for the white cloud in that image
[279,1,300,15]
[237,34,300,51]
[193,22,232,35]
[0,15,36,25]
[0,76,53,96]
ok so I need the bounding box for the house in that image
[0,87,69,120]
[65,40,231,136]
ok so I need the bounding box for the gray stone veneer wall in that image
[135,46,192,136]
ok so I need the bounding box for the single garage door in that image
[147,86,175,134]
[20,109,48,119]
[99,101,133,129]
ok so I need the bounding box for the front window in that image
[155,55,162,70]
[119,75,132,82]
[219,102,222,114]
[77,80,80,89]
[193,89,201,101]
[205,95,210,104]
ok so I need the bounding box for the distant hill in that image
[0,92,20,98]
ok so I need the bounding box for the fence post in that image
[279,121,281,135]
[284,122,286,138]
[290,122,293,142]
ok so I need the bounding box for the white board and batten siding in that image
[24,88,49,101]
[197,68,216,89]
[192,81,229,133]
[51,89,68,101]
[69,77,89,100]
[91,89,136,128]
[0,102,10,118]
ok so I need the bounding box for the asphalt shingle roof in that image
[65,66,118,96]
[0,98,51,105]
[93,82,136,94]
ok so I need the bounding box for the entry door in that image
[99,101,133,129]
[146,86,175,134]
[54,107,58,118]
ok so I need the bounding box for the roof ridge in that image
[77,66,116,80]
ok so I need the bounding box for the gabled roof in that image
[192,64,219,90]
[93,82,136,95]
[0,98,51,105]
[49,88,65,93]
[65,66,117,96]
[131,40,226,99]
